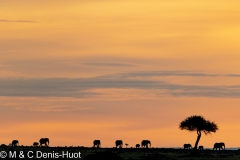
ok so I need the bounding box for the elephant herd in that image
[183,142,225,150]
[93,140,151,148]
[9,138,49,147]
[7,138,226,150]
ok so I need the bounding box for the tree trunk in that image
[194,130,201,150]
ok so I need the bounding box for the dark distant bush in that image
[83,151,123,160]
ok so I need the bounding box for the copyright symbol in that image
[0,151,7,158]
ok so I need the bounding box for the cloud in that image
[1,73,240,98]
[15,106,93,112]
[225,74,240,77]
[167,84,240,98]
[83,62,136,67]
[0,78,158,97]
[118,70,220,78]
[0,19,37,23]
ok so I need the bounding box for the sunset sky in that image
[1,0,240,148]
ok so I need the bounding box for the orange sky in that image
[1,0,240,148]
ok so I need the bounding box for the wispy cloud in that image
[0,19,37,23]
[15,106,93,112]
[83,62,136,67]
[118,70,220,78]
[225,74,240,77]
[0,78,157,97]
[1,72,240,98]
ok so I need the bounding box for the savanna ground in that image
[1,146,240,160]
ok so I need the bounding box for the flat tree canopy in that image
[179,115,218,150]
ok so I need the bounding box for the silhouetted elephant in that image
[39,138,49,147]
[141,140,151,148]
[136,144,140,148]
[199,146,204,150]
[93,140,101,148]
[33,142,39,147]
[213,142,225,150]
[12,140,19,146]
[115,140,123,148]
[183,144,192,149]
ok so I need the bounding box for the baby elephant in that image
[199,146,204,150]
[136,144,140,148]
[33,142,39,147]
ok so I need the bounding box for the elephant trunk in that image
[149,142,151,148]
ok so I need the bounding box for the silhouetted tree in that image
[179,115,218,150]
[125,143,128,148]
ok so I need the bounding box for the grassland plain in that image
[1,146,240,160]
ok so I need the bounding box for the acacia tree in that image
[179,115,218,150]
